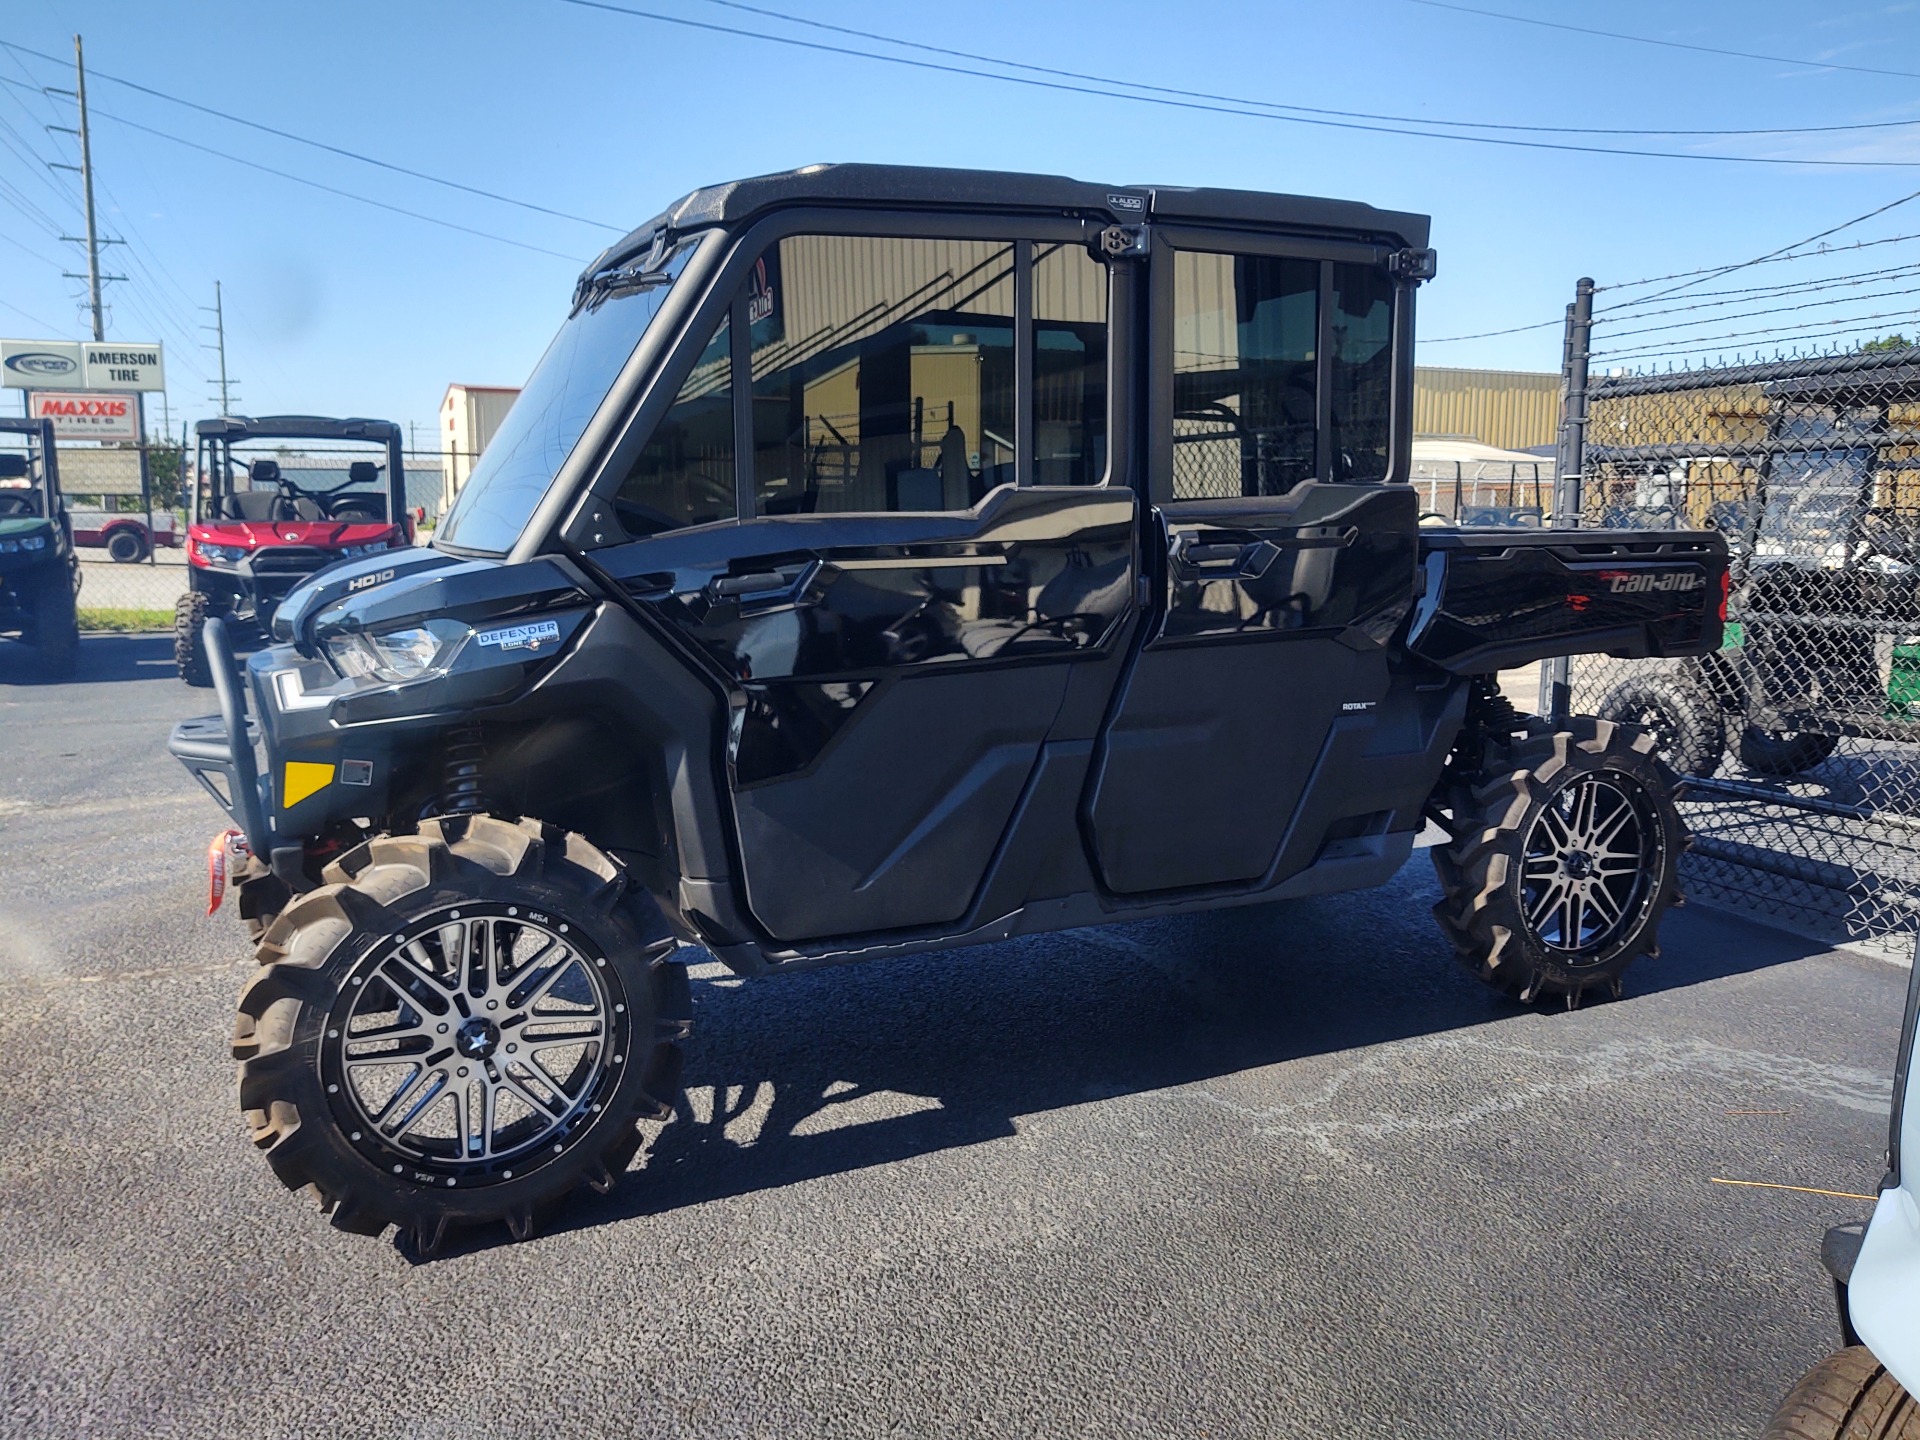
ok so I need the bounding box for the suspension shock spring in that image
[439,723,488,816]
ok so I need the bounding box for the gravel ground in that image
[0,634,1907,1440]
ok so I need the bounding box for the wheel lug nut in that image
[486,1000,498,1010]
[437,1023,449,1034]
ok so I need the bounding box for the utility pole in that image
[74,36,104,342]
[203,281,234,415]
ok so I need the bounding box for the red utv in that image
[176,415,412,686]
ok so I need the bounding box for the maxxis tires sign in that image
[27,390,139,441]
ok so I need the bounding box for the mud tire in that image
[232,814,691,1252]
[1432,716,1685,1004]
[174,591,212,688]
[1762,1347,1920,1440]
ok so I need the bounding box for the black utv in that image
[0,415,80,679]
[170,165,1729,1252]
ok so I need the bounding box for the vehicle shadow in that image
[407,867,1830,1260]
[0,631,178,685]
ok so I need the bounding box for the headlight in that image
[323,618,470,684]
[199,543,248,564]
[0,536,45,553]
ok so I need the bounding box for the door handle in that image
[708,561,816,603]
[1171,535,1280,579]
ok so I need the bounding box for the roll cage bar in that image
[192,414,407,526]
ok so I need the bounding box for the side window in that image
[1033,241,1108,486]
[751,235,1017,515]
[1171,250,1319,501]
[612,313,735,536]
[1330,262,1394,483]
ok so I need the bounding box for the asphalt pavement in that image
[0,633,1909,1440]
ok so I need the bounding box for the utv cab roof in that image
[196,415,403,443]
[584,162,1432,282]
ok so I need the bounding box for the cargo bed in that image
[1407,526,1729,674]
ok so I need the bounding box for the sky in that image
[3,0,1920,451]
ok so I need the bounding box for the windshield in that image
[436,236,700,554]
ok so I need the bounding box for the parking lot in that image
[0,634,1908,1440]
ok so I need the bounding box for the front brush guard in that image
[168,617,272,859]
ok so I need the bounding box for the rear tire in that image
[1763,1347,1920,1439]
[232,814,691,1253]
[1595,670,1725,778]
[174,591,212,687]
[1739,725,1839,777]
[106,528,147,564]
[1432,716,1684,1004]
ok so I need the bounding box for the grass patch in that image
[78,607,174,633]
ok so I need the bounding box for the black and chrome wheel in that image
[234,814,690,1252]
[106,528,146,563]
[1433,715,1685,1004]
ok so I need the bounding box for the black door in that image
[590,222,1131,942]
[1085,234,1420,895]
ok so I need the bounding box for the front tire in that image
[23,563,79,680]
[1432,716,1684,1003]
[174,591,212,687]
[232,815,691,1252]
[1763,1347,1919,1439]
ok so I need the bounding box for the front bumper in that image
[168,618,272,859]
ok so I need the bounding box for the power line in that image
[1423,317,1566,343]
[1404,0,1920,83]
[560,0,1920,170]
[0,73,586,261]
[0,38,624,233]
[1605,186,1920,308]
[702,0,1920,140]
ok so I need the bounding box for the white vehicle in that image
[1764,957,1920,1437]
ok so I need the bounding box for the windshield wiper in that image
[574,265,675,314]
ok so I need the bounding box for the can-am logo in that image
[1602,570,1705,594]
[4,351,79,378]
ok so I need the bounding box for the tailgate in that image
[1406,527,1728,674]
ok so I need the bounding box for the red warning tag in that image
[206,828,247,915]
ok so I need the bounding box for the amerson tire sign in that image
[1,339,166,393]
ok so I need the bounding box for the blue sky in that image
[3,0,1919,447]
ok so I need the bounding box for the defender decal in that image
[475,619,562,653]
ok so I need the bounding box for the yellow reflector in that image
[283,761,335,808]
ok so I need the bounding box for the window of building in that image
[611,313,735,536]
[1170,250,1320,501]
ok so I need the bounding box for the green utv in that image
[0,415,80,680]
[170,166,1729,1252]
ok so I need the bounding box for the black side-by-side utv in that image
[170,165,1729,1251]
[0,415,80,679]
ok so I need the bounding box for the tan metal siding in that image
[1413,366,1561,452]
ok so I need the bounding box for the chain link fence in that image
[1554,326,1920,961]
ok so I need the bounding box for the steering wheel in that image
[0,492,34,517]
